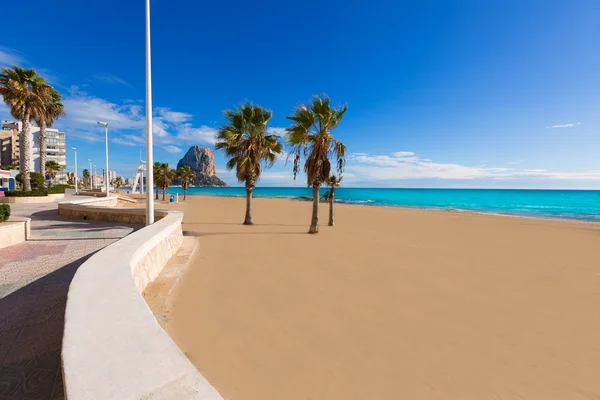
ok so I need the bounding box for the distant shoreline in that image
[143,186,600,223]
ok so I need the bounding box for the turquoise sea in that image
[164,187,600,222]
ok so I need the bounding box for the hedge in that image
[0,204,10,222]
[15,172,45,189]
[5,189,48,197]
[47,185,70,194]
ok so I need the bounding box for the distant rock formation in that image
[176,146,228,187]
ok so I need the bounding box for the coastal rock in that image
[177,146,217,176]
[176,146,228,187]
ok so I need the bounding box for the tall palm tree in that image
[285,95,347,233]
[45,160,61,183]
[325,175,342,226]
[215,103,283,225]
[82,169,90,188]
[161,166,175,201]
[0,66,52,191]
[176,165,195,200]
[112,177,123,192]
[153,162,164,200]
[35,88,65,177]
[153,162,174,201]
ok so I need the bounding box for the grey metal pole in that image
[72,147,78,194]
[146,0,155,225]
[104,124,109,195]
[89,159,93,189]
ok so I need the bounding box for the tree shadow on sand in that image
[183,230,306,237]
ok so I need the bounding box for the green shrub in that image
[5,189,48,197]
[0,204,10,222]
[15,172,46,189]
[47,185,70,194]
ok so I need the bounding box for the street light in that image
[97,121,109,196]
[71,147,78,194]
[145,0,155,225]
[88,159,93,189]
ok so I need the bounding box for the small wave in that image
[338,199,376,205]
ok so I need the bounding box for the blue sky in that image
[1,0,599,188]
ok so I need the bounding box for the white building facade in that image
[1,121,67,183]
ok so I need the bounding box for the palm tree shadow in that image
[184,222,308,227]
[183,230,306,237]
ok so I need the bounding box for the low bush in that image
[0,204,10,222]
[47,185,70,194]
[5,189,48,197]
[15,172,45,190]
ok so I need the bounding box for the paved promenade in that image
[0,202,137,399]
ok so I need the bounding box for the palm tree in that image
[45,160,61,183]
[112,177,123,192]
[0,66,52,191]
[82,169,90,188]
[325,175,342,226]
[153,162,174,201]
[215,103,283,225]
[176,165,195,200]
[161,167,175,201]
[285,95,347,233]
[153,162,164,200]
[35,88,65,178]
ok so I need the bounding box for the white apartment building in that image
[1,121,67,183]
[103,169,117,184]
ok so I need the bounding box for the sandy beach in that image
[149,195,600,400]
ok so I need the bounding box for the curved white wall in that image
[61,201,223,400]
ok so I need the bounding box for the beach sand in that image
[151,196,600,399]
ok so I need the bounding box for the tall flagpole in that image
[145,0,154,225]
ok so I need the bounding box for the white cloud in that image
[507,160,524,165]
[55,88,216,147]
[346,151,600,182]
[0,47,25,67]
[112,138,137,147]
[267,127,287,136]
[174,124,217,145]
[392,151,415,158]
[123,134,145,144]
[546,122,581,129]
[93,73,132,87]
[162,145,182,153]
[155,107,192,124]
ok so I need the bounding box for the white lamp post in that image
[71,147,78,194]
[88,159,93,189]
[145,0,155,225]
[97,121,109,196]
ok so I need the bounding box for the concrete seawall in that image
[59,196,223,400]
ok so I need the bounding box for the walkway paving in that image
[0,202,138,399]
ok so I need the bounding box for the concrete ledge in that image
[0,216,31,249]
[61,200,222,400]
[0,193,64,204]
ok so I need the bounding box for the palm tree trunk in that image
[162,185,166,201]
[39,121,47,180]
[21,114,32,191]
[155,186,159,200]
[328,187,335,226]
[244,184,254,225]
[309,184,320,233]
[183,186,187,201]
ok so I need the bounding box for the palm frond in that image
[283,95,348,187]
[215,102,282,187]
